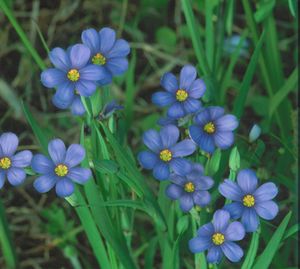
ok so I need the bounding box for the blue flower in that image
[138,125,196,180]
[189,210,245,264]
[81,27,130,84]
[166,163,214,212]
[219,169,279,232]
[152,65,206,119]
[32,139,91,197]
[0,132,32,188]
[41,44,108,112]
[189,106,238,153]
[99,100,124,120]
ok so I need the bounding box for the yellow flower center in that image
[184,182,195,193]
[159,149,172,162]
[54,164,69,177]
[243,194,255,207]
[0,157,11,170]
[92,53,106,65]
[67,69,80,82]
[203,122,215,134]
[212,233,225,245]
[176,89,188,102]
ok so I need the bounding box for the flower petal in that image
[64,144,85,167]
[254,182,278,202]
[165,184,183,199]
[81,28,100,54]
[153,162,170,180]
[80,65,107,81]
[188,79,206,98]
[215,115,239,132]
[70,96,86,115]
[52,82,75,109]
[159,125,179,148]
[214,131,234,149]
[107,39,130,58]
[7,167,26,186]
[183,98,201,113]
[189,236,212,253]
[69,44,91,69]
[189,125,215,153]
[194,109,210,125]
[0,171,6,189]
[193,176,214,190]
[0,132,19,156]
[68,167,91,184]
[167,102,185,119]
[207,106,224,120]
[55,178,74,197]
[138,151,158,169]
[160,72,178,93]
[171,139,196,157]
[241,208,259,232]
[255,201,278,220]
[76,80,97,97]
[179,65,197,89]
[49,47,71,71]
[221,241,244,262]
[106,57,128,75]
[11,150,32,168]
[193,190,211,207]
[142,129,162,153]
[218,179,243,201]
[197,223,214,237]
[99,27,116,54]
[237,169,258,194]
[213,209,230,232]
[48,139,66,165]
[152,91,176,107]
[170,158,192,176]
[31,154,54,174]
[225,221,245,241]
[207,246,223,264]
[223,202,244,219]
[34,174,57,193]
[179,193,194,212]
[41,68,66,88]
[169,173,186,186]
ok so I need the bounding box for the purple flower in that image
[189,106,238,153]
[166,163,214,212]
[41,44,108,113]
[32,139,91,197]
[152,65,206,119]
[219,169,279,232]
[189,210,245,264]
[0,132,32,188]
[81,27,130,83]
[138,125,196,180]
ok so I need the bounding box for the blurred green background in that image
[0,0,298,268]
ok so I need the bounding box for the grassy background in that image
[0,0,298,268]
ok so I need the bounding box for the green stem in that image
[0,198,18,269]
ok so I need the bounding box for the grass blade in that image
[241,230,260,269]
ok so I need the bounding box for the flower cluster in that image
[138,65,279,265]
[0,132,91,198]
[41,27,130,116]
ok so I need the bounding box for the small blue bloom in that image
[223,35,249,57]
[32,139,91,197]
[219,169,279,232]
[138,125,196,180]
[189,209,245,264]
[249,124,261,143]
[41,44,108,113]
[0,132,32,188]
[166,163,214,212]
[157,116,178,126]
[81,27,130,84]
[152,65,206,119]
[99,100,124,119]
[189,106,238,153]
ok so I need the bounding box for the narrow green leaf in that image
[229,146,240,172]
[252,211,292,269]
[254,0,275,23]
[206,149,221,176]
[93,159,119,174]
[241,230,260,269]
